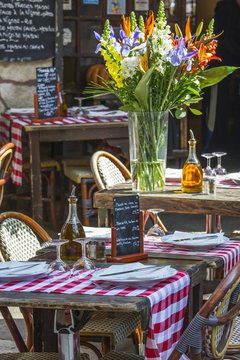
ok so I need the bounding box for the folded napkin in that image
[222,172,240,186]
[8,108,34,114]
[83,226,111,238]
[92,262,172,280]
[86,110,127,118]
[161,231,227,246]
[165,168,182,183]
[0,261,48,276]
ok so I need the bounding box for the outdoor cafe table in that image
[0,267,191,360]
[93,182,240,231]
[0,109,128,225]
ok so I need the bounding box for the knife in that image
[173,235,219,242]
[99,265,162,277]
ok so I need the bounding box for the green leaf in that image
[175,108,186,119]
[187,87,200,96]
[134,65,155,111]
[189,107,202,115]
[199,66,239,89]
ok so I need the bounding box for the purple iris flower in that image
[119,27,141,56]
[168,39,198,71]
[94,26,116,54]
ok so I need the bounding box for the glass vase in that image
[128,111,169,192]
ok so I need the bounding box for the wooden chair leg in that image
[0,306,28,352]
[20,307,33,351]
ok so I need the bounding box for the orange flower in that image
[122,15,130,37]
[185,17,192,42]
[198,41,221,68]
[145,12,155,39]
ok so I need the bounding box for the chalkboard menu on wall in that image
[0,0,55,61]
[113,195,140,257]
[36,67,58,120]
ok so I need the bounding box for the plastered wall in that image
[0,59,52,114]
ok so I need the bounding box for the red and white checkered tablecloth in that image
[0,269,190,360]
[0,110,128,186]
[104,240,240,276]
[143,239,240,276]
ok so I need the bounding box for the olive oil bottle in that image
[60,186,85,261]
[181,129,203,193]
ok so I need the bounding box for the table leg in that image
[206,214,221,233]
[33,308,58,352]
[29,132,43,224]
[97,209,111,227]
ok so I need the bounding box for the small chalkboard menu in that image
[107,195,147,263]
[35,67,60,122]
[0,0,55,62]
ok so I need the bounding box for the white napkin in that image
[165,168,182,182]
[83,226,111,238]
[225,172,240,184]
[92,262,172,280]
[0,261,48,276]
[86,110,127,118]
[161,231,226,246]
[8,108,34,114]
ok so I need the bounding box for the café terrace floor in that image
[0,154,240,357]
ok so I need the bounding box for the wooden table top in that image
[93,183,240,217]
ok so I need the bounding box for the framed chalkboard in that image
[113,195,140,257]
[36,67,58,120]
[0,0,55,62]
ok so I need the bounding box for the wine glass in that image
[146,209,165,238]
[213,152,227,175]
[201,153,216,177]
[45,239,71,281]
[72,238,96,278]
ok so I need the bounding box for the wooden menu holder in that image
[33,82,62,123]
[107,211,148,263]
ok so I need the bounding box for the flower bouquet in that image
[85,2,238,191]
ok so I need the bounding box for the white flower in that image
[121,56,139,78]
[150,25,172,72]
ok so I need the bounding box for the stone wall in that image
[0,59,52,114]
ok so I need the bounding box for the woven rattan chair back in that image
[0,142,14,206]
[90,151,131,190]
[0,212,51,262]
[168,260,240,360]
[0,212,51,353]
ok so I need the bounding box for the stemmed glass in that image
[72,238,96,278]
[213,152,227,175]
[146,209,165,238]
[201,153,216,177]
[44,239,71,281]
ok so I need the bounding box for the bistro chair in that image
[102,260,240,360]
[0,142,15,207]
[0,211,141,359]
[0,211,51,352]
[90,150,167,232]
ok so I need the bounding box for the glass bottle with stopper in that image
[60,185,85,261]
[181,129,203,193]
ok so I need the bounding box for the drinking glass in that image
[201,153,216,176]
[213,152,227,175]
[72,238,96,278]
[45,239,71,281]
[146,209,165,238]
